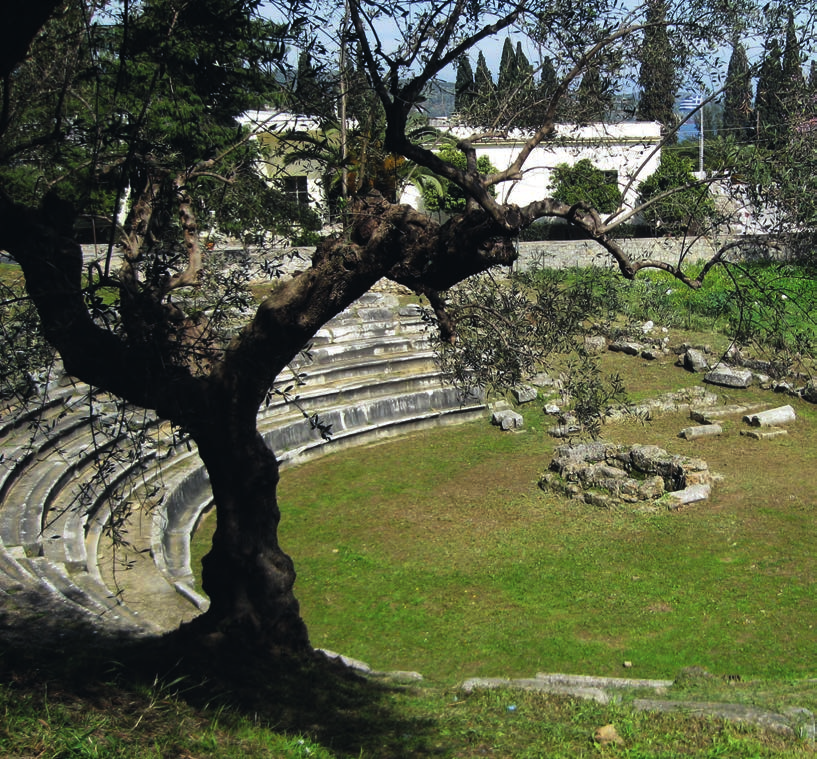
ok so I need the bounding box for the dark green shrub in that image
[550,158,622,214]
[637,150,717,235]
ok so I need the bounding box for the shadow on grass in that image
[0,590,439,757]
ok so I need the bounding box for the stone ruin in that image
[539,442,714,511]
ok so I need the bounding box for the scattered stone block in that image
[543,403,561,415]
[534,673,674,690]
[743,404,795,427]
[683,348,710,373]
[664,483,711,510]
[492,409,523,431]
[704,364,753,388]
[541,443,714,509]
[511,384,538,404]
[632,699,797,737]
[609,339,642,356]
[802,380,817,404]
[689,402,766,423]
[741,427,788,440]
[783,707,816,741]
[547,422,582,438]
[531,372,560,388]
[679,423,723,440]
[459,677,610,704]
[584,335,607,354]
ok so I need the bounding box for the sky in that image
[266,0,815,129]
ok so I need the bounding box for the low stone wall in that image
[539,442,713,510]
[514,237,738,271]
[81,235,776,278]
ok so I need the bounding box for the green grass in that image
[190,348,817,690]
[7,261,817,756]
[2,661,815,758]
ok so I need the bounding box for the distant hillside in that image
[422,80,455,118]
[412,80,714,134]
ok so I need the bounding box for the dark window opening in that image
[283,176,310,208]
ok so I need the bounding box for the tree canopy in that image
[0,0,797,658]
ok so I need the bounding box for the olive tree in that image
[0,0,760,655]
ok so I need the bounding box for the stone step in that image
[0,458,65,553]
[262,373,457,432]
[0,289,480,633]
[277,352,438,392]
[19,555,154,632]
[294,334,431,369]
[0,543,42,588]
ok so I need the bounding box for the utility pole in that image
[679,95,705,177]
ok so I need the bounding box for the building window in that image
[283,176,310,208]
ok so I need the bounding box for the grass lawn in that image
[192,348,817,692]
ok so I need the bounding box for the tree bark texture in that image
[194,425,309,651]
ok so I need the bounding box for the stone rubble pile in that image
[539,442,714,510]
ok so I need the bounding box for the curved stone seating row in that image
[0,390,165,632]
[0,290,486,631]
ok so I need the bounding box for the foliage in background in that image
[721,39,754,142]
[573,64,616,123]
[454,38,557,129]
[432,267,630,435]
[550,159,622,214]
[0,270,55,405]
[637,150,717,234]
[420,144,497,213]
[0,0,299,245]
[636,0,678,137]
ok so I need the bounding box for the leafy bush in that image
[550,158,622,214]
[421,144,496,213]
[637,150,717,235]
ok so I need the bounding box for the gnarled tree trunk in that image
[193,426,309,652]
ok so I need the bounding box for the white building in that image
[401,120,663,214]
[240,111,663,220]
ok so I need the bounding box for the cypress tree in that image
[576,65,612,122]
[497,37,517,94]
[807,60,817,118]
[636,0,676,136]
[755,39,784,146]
[722,39,753,142]
[781,10,805,116]
[525,55,559,128]
[539,56,558,103]
[454,55,476,116]
[472,50,496,126]
[515,42,534,89]
[294,51,333,119]
[512,42,536,128]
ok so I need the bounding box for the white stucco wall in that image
[402,121,663,213]
[240,111,663,220]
